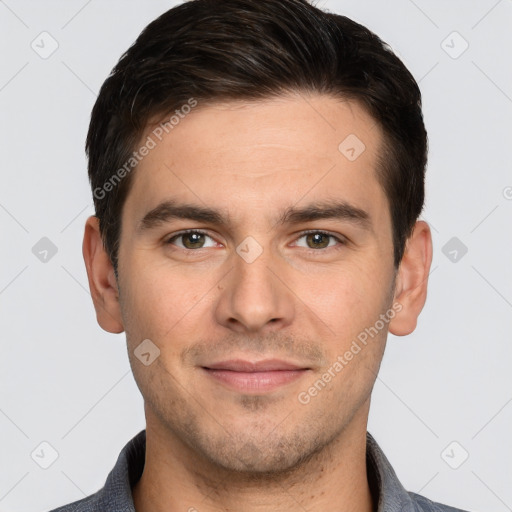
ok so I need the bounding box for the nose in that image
[214,246,295,333]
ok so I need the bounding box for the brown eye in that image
[181,232,206,249]
[305,232,331,249]
[167,231,216,249]
[293,231,346,252]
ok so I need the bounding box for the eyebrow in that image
[136,198,371,234]
[277,200,371,229]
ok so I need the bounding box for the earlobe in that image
[388,221,433,337]
[82,215,125,334]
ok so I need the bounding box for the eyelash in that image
[165,229,347,253]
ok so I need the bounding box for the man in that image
[51,0,468,510]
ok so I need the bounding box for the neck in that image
[133,405,375,512]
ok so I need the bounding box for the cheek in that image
[119,256,215,344]
[297,261,393,338]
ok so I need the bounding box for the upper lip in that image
[203,359,308,372]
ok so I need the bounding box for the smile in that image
[201,359,311,393]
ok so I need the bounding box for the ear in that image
[82,215,124,333]
[388,220,433,336]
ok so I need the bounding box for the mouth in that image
[201,359,311,393]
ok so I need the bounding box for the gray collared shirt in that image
[49,430,469,512]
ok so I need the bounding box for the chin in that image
[189,427,331,479]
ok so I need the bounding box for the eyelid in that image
[295,228,347,240]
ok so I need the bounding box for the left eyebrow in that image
[275,200,372,230]
[136,198,372,234]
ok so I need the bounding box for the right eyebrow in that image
[137,200,228,234]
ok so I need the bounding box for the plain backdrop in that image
[0,1,511,511]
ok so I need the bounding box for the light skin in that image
[83,93,432,512]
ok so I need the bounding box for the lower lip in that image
[202,368,308,393]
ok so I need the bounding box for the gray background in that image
[0,1,511,511]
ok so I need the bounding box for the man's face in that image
[117,93,396,473]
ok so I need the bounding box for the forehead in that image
[122,93,387,229]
